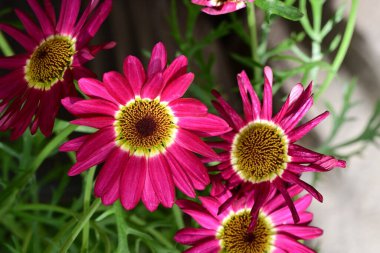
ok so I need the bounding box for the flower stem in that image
[60,198,101,253]
[0,31,13,56]
[81,168,96,253]
[246,2,261,81]
[315,0,359,101]
[114,201,130,253]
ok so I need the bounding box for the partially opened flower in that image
[210,66,346,228]
[175,181,322,253]
[60,42,230,211]
[192,0,254,15]
[0,0,114,139]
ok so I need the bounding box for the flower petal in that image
[103,71,134,105]
[160,73,194,102]
[123,55,146,96]
[261,66,273,120]
[176,129,218,158]
[147,42,167,79]
[169,98,208,117]
[120,155,146,210]
[148,155,175,208]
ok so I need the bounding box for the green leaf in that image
[255,0,304,21]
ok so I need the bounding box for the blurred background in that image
[0,0,379,252]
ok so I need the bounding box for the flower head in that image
[175,181,322,253]
[0,0,114,139]
[192,0,254,15]
[60,42,230,211]
[211,67,346,227]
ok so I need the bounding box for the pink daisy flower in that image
[175,181,322,253]
[0,0,114,139]
[210,67,346,228]
[192,0,254,15]
[60,42,230,211]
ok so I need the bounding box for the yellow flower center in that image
[217,209,274,253]
[25,35,75,90]
[114,97,178,157]
[231,121,289,183]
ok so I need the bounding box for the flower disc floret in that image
[115,97,178,157]
[231,121,289,183]
[217,209,274,253]
[25,35,75,90]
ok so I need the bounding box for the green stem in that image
[0,125,78,210]
[0,31,14,56]
[315,0,359,100]
[309,0,324,82]
[246,2,261,81]
[114,201,130,253]
[81,168,96,253]
[60,198,101,253]
[172,204,184,229]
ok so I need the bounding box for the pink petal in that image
[43,0,56,25]
[237,71,261,121]
[248,182,271,231]
[174,228,215,245]
[0,54,28,69]
[103,71,134,105]
[167,144,210,189]
[123,55,146,96]
[27,0,55,36]
[75,0,112,49]
[14,9,43,42]
[148,155,175,208]
[261,66,273,120]
[120,155,147,210]
[95,148,127,197]
[0,24,35,51]
[288,111,329,142]
[176,200,220,229]
[176,129,218,158]
[73,0,100,36]
[78,77,116,103]
[0,69,27,99]
[288,144,324,163]
[57,0,80,34]
[178,114,230,136]
[141,72,164,99]
[71,116,114,129]
[212,90,244,131]
[273,178,300,224]
[273,84,303,123]
[62,97,118,117]
[142,166,160,212]
[169,98,208,117]
[147,42,167,79]
[160,73,194,102]
[163,55,188,85]
[59,135,89,152]
[201,2,247,15]
[76,126,115,161]
[277,225,323,240]
[38,84,60,136]
[101,177,120,205]
[68,144,115,176]
[165,152,196,198]
[281,171,323,202]
[183,240,220,253]
[270,195,312,225]
[275,234,316,253]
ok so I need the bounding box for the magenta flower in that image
[192,0,254,15]
[175,181,322,253]
[0,0,114,139]
[210,67,346,228]
[60,42,230,211]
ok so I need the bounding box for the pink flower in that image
[175,181,322,253]
[210,67,346,228]
[60,42,230,211]
[192,0,254,15]
[0,0,114,139]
